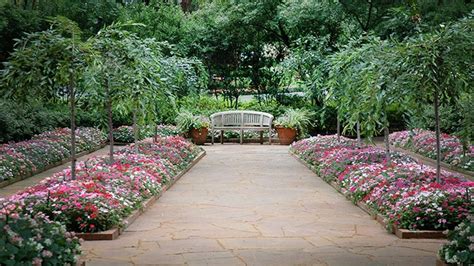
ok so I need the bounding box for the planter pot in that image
[276,127,297,145]
[190,127,208,145]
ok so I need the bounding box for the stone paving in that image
[82,144,445,266]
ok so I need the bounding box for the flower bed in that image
[0,136,202,235]
[291,135,473,234]
[390,129,474,171]
[0,127,106,182]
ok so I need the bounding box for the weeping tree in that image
[86,24,152,163]
[121,37,166,150]
[394,14,473,182]
[325,39,368,146]
[1,17,92,180]
[86,24,182,159]
[341,37,408,164]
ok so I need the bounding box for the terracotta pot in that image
[275,126,297,145]
[190,127,208,145]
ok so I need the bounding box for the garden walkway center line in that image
[83,144,444,265]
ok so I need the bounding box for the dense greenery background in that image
[0,0,472,143]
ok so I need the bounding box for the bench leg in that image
[240,129,243,144]
[269,129,272,145]
[260,131,263,144]
[220,130,224,144]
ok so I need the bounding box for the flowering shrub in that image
[0,212,82,265]
[292,134,473,231]
[439,221,474,265]
[156,125,180,137]
[0,127,106,182]
[1,136,202,234]
[113,126,137,143]
[390,129,474,171]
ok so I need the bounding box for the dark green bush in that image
[0,100,102,143]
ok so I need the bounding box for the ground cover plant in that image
[0,127,106,182]
[291,135,474,231]
[390,129,474,171]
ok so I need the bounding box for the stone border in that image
[389,145,474,180]
[290,151,447,239]
[76,150,206,241]
[0,144,106,189]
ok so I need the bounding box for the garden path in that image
[82,144,445,266]
[0,145,124,198]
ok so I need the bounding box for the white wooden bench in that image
[210,111,273,144]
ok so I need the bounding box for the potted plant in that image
[176,111,210,145]
[274,108,313,145]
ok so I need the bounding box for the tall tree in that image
[2,16,93,179]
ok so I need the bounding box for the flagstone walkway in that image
[82,144,445,266]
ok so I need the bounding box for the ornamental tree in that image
[394,15,473,182]
[1,16,93,180]
[86,24,169,159]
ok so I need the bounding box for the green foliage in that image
[407,93,474,142]
[0,100,100,143]
[175,110,210,133]
[0,1,120,61]
[439,221,474,265]
[0,213,82,265]
[2,16,91,101]
[117,3,188,53]
[274,108,314,136]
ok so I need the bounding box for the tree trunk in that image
[133,107,139,153]
[434,86,441,183]
[336,117,341,143]
[384,125,391,166]
[69,84,77,180]
[356,120,361,147]
[106,81,114,164]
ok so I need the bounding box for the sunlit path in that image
[82,144,444,265]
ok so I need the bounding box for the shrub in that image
[156,125,180,137]
[113,126,136,143]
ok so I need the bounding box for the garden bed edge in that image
[76,149,206,241]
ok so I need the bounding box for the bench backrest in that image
[210,111,273,128]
